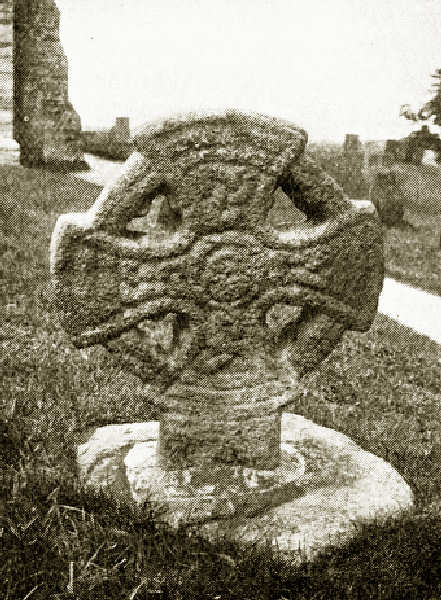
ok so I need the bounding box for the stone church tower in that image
[0,0,86,169]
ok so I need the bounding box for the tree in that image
[400,68,441,126]
[427,68,441,126]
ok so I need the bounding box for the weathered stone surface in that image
[199,414,413,560]
[370,167,404,226]
[52,111,385,525]
[77,417,308,523]
[0,0,19,164]
[77,422,160,501]
[77,414,413,557]
[82,116,134,161]
[13,0,86,169]
[0,0,85,167]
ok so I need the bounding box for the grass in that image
[2,165,441,598]
[384,215,441,295]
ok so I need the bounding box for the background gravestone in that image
[51,111,411,553]
[370,167,405,226]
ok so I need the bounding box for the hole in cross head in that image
[269,172,327,225]
[265,183,307,231]
[126,185,182,239]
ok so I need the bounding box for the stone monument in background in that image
[0,0,86,169]
[0,0,20,164]
[51,111,412,557]
[82,116,134,160]
[111,116,131,143]
[343,133,361,153]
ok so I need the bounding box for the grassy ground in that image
[384,215,441,295]
[369,163,441,295]
[2,165,441,598]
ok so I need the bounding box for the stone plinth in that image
[201,414,413,559]
[51,111,391,551]
[0,0,19,165]
[77,413,413,558]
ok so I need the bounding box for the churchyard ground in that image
[309,145,441,297]
[371,162,441,296]
[2,165,441,598]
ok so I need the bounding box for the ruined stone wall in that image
[82,117,134,160]
[0,0,14,140]
[0,0,19,163]
[112,117,131,143]
[13,0,86,169]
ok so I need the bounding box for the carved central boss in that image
[51,111,383,521]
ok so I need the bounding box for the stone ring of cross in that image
[51,111,383,523]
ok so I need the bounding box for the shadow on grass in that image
[2,473,441,600]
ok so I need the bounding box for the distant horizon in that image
[81,111,436,145]
[81,116,419,146]
[56,0,441,144]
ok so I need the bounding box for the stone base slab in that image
[121,440,308,524]
[198,414,414,559]
[76,413,413,559]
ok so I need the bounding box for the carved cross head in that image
[51,111,383,476]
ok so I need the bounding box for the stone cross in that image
[51,111,383,522]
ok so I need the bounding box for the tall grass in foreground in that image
[2,165,441,598]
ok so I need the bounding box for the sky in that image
[55,0,441,143]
